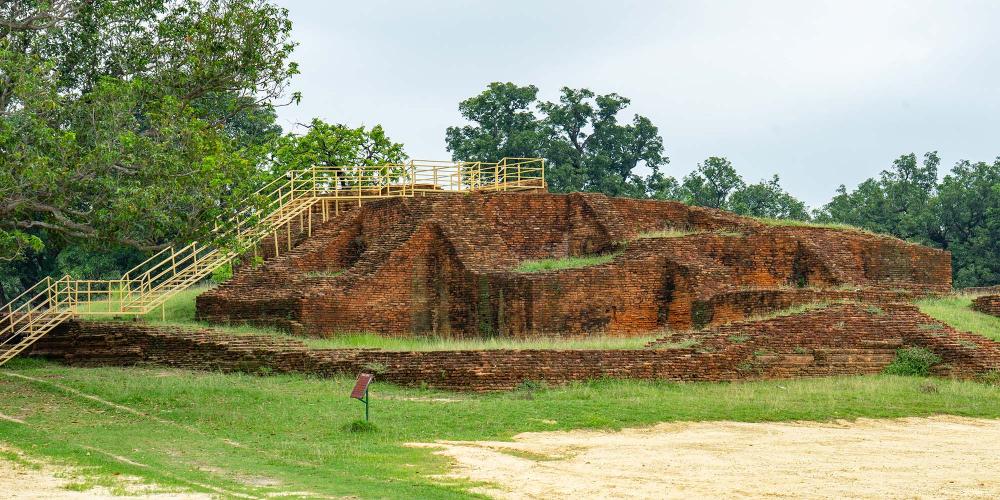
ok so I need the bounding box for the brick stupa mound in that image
[196,192,952,338]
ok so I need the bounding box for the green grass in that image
[636,228,696,239]
[2,360,998,498]
[754,217,876,234]
[303,269,344,278]
[917,294,1000,342]
[75,284,213,322]
[515,252,621,273]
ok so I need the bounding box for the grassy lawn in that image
[918,294,1000,341]
[1,359,999,498]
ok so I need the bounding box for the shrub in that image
[727,334,749,344]
[211,262,233,283]
[883,347,942,376]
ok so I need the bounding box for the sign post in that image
[350,373,374,421]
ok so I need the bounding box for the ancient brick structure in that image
[196,192,951,338]
[29,303,999,391]
[972,295,1000,317]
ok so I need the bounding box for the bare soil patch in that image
[0,445,209,499]
[415,416,1000,499]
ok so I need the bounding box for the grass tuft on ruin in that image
[515,252,622,273]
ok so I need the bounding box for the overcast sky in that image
[273,0,1000,208]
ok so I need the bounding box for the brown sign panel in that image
[350,373,374,400]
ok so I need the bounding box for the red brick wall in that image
[972,295,1000,317]
[197,192,952,338]
[29,304,999,391]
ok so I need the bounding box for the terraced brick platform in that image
[29,303,1000,391]
[195,192,951,338]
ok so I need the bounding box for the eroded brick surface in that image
[972,295,1000,317]
[196,192,951,338]
[29,304,999,391]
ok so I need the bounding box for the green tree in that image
[818,152,1000,287]
[730,175,809,220]
[936,159,1000,287]
[677,157,745,209]
[444,82,543,163]
[270,119,407,186]
[0,0,297,262]
[818,153,940,241]
[444,82,668,197]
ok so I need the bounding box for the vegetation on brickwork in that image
[917,294,1000,342]
[303,269,344,278]
[515,252,621,273]
[2,360,1000,498]
[754,217,874,234]
[743,300,846,323]
[637,229,697,239]
[883,347,942,376]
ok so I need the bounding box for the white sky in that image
[274,0,1000,208]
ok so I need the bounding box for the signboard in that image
[351,373,374,400]
[350,373,374,421]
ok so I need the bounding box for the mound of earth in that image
[196,192,951,338]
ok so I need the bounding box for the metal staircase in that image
[0,158,545,366]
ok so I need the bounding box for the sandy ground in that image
[414,415,1000,499]
[0,446,209,500]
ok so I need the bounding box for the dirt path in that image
[0,446,209,500]
[414,415,1000,499]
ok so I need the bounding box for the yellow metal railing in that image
[0,158,544,366]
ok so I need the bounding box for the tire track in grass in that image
[1,370,314,467]
[1,369,353,497]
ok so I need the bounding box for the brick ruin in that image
[972,295,1000,317]
[196,191,952,338]
[29,302,1000,391]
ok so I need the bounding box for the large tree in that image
[0,0,298,262]
[445,82,669,197]
[271,118,407,183]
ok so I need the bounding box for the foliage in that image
[665,157,809,220]
[675,157,745,209]
[0,0,297,261]
[445,82,668,198]
[817,153,1000,287]
[3,364,1000,498]
[883,347,942,376]
[271,118,407,176]
[729,175,809,220]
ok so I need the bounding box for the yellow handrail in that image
[0,158,544,366]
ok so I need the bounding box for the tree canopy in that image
[0,0,297,261]
[817,153,1000,287]
[445,82,668,198]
